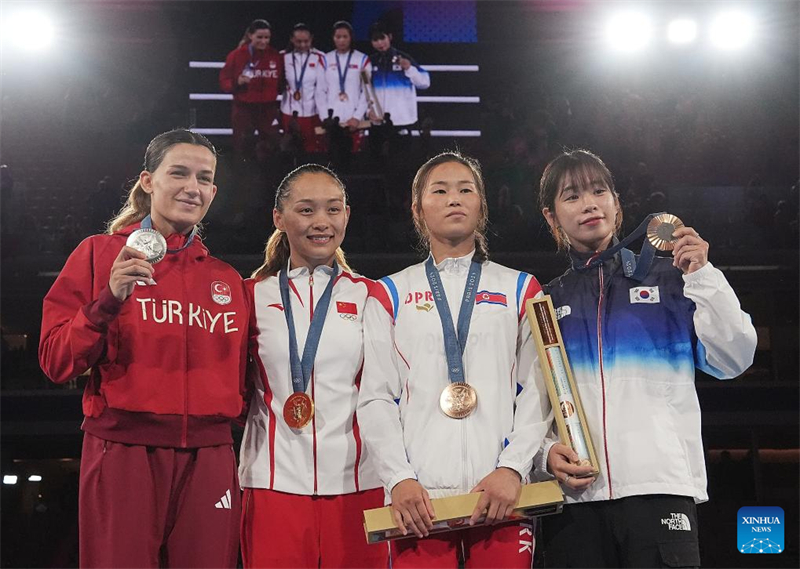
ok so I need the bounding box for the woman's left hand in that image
[468,467,522,526]
[672,226,709,275]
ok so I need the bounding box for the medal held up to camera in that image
[524,211,687,476]
[126,214,198,285]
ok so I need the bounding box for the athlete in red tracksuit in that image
[219,19,284,157]
[39,130,249,569]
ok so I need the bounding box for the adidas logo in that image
[215,489,232,510]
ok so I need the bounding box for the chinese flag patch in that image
[336,301,358,315]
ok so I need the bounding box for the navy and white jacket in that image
[367,47,430,126]
[532,249,757,504]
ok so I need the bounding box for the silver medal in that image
[126,228,167,264]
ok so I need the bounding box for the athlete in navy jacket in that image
[532,149,756,568]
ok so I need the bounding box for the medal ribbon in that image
[140,215,197,254]
[279,262,339,394]
[336,50,353,96]
[425,256,482,385]
[247,43,261,69]
[574,212,665,281]
[292,51,310,96]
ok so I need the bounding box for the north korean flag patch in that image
[337,301,358,321]
[475,291,507,306]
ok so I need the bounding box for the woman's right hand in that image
[238,74,252,86]
[109,246,153,302]
[547,443,595,491]
[390,478,436,538]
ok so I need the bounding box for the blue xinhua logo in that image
[737,507,784,554]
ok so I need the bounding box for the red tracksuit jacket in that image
[39,222,250,448]
[219,43,283,104]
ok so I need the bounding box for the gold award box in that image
[525,296,600,476]
[363,480,563,544]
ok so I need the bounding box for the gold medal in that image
[283,392,314,429]
[440,382,478,419]
[339,91,348,102]
[647,213,685,251]
[293,90,302,101]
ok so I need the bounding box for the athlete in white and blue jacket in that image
[359,152,549,569]
[323,22,369,128]
[366,23,430,127]
[533,149,757,568]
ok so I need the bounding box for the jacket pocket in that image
[658,540,701,568]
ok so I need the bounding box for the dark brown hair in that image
[107,129,216,234]
[538,149,622,250]
[411,151,489,261]
[252,164,351,280]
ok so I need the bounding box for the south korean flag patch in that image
[630,286,660,304]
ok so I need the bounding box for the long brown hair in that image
[238,19,272,48]
[411,151,490,261]
[538,149,622,250]
[107,129,216,234]
[251,164,352,280]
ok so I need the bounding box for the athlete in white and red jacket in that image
[358,152,551,569]
[39,130,247,569]
[280,24,327,153]
[239,164,386,569]
[241,265,380,495]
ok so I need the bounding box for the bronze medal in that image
[339,91,348,102]
[440,382,478,419]
[646,213,685,251]
[283,392,314,429]
[293,90,302,101]
[126,228,167,264]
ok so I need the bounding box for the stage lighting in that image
[3,475,18,485]
[2,9,55,52]
[710,11,754,50]
[667,18,698,45]
[606,12,653,52]
[28,475,43,482]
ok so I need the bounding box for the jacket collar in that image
[427,249,476,275]
[286,258,336,280]
[570,236,622,273]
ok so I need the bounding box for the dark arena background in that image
[1,1,798,567]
